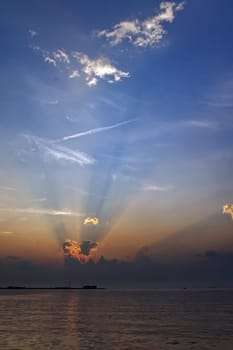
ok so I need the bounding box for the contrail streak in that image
[62,118,138,141]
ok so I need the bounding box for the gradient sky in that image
[0,0,233,285]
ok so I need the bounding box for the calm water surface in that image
[0,289,233,350]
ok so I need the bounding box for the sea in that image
[0,288,233,350]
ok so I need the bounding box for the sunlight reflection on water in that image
[1,289,233,349]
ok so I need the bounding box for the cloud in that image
[62,118,137,141]
[0,231,14,235]
[32,45,128,86]
[7,256,21,261]
[27,197,47,203]
[42,144,95,166]
[0,186,16,191]
[32,46,70,67]
[28,29,38,38]
[63,239,98,263]
[83,217,99,225]
[47,100,59,105]
[23,134,95,166]
[2,250,233,286]
[22,118,135,167]
[44,56,57,66]
[182,120,217,129]
[204,75,233,109]
[69,70,80,79]
[73,52,129,86]
[0,207,85,217]
[223,204,233,220]
[65,186,95,197]
[98,1,185,47]
[112,173,117,182]
[53,49,70,64]
[142,184,174,192]
[79,240,98,255]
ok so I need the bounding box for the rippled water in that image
[1,289,233,349]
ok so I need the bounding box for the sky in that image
[0,0,233,286]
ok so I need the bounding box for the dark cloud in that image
[136,212,233,262]
[205,250,218,258]
[62,239,98,264]
[7,256,22,261]
[1,212,233,286]
[2,249,233,287]
[79,240,98,255]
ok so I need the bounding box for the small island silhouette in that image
[1,285,106,290]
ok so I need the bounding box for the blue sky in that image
[0,0,233,278]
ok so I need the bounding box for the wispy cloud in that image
[27,197,47,203]
[0,207,85,217]
[72,52,129,86]
[203,75,233,109]
[62,118,137,141]
[0,186,16,192]
[28,29,38,38]
[127,118,219,144]
[23,119,137,166]
[65,186,95,197]
[181,120,218,129]
[46,99,59,105]
[142,184,174,192]
[23,134,95,166]
[98,1,185,47]
[32,46,70,67]
[43,144,95,166]
[0,231,14,235]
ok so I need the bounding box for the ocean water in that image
[0,289,233,350]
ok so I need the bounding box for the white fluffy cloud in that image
[44,56,57,66]
[73,52,129,86]
[69,70,80,79]
[98,1,185,47]
[33,46,128,87]
[32,46,70,66]
[53,49,70,64]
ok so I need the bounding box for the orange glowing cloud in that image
[83,217,99,225]
[63,239,98,263]
[223,204,233,220]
